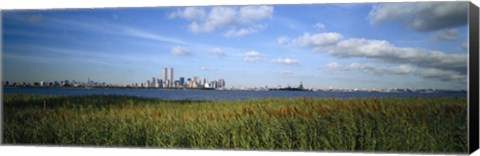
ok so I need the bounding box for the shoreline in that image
[1,94,468,103]
[2,86,467,94]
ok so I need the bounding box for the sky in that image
[1,2,470,90]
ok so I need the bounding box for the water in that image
[2,88,467,101]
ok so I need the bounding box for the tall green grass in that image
[2,94,467,153]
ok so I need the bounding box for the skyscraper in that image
[162,68,168,83]
[168,68,174,82]
[218,79,225,88]
[152,77,158,88]
[162,67,175,88]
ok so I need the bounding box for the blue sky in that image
[2,2,469,90]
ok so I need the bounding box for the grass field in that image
[2,94,468,153]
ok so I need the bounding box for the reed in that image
[2,94,468,153]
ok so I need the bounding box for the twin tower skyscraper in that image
[162,67,174,83]
[156,67,225,89]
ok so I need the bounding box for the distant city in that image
[2,67,466,93]
[3,67,225,89]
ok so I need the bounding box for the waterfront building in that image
[179,77,185,86]
[210,81,217,88]
[168,68,174,82]
[162,67,175,88]
[157,79,163,88]
[162,68,168,83]
[218,79,225,88]
[175,80,180,88]
[203,77,208,85]
[5,67,227,89]
[163,80,170,88]
[193,76,199,85]
[152,77,158,88]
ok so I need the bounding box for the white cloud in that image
[342,63,464,82]
[389,65,417,74]
[169,7,206,20]
[171,46,191,56]
[176,7,237,33]
[239,6,274,23]
[368,3,414,24]
[284,33,466,73]
[223,24,266,38]
[281,31,467,83]
[244,51,261,62]
[415,68,466,82]
[187,22,203,33]
[435,28,458,41]
[198,7,238,33]
[291,32,343,49]
[368,2,468,32]
[344,63,415,75]
[208,48,226,56]
[313,22,326,29]
[271,58,300,65]
[325,62,342,71]
[332,38,466,72]
[169,6,273,36]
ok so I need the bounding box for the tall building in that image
[162,67,175,88]
[218,79,225,88]
[203,77,208,85]
[162,68,168,82]
[168,67,174,82]
[193,76,199,84]
[152,77,158,88]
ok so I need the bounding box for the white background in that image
[0,0,479,156]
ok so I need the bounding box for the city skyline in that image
[2,2,469,90]
[3,67,227,89]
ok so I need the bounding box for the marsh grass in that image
[2,94,468,153]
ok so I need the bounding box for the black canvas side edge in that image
[469,1,479,154]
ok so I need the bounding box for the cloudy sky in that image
[2,2,469,90]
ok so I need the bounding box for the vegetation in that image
[2,94,467,153]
